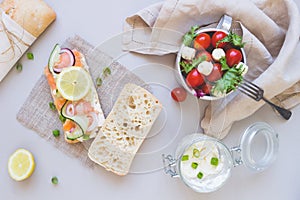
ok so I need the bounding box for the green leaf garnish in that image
[180,55,206,74]
[193,149,200,158]
[210,157,219,166]
[27,52,34,60]
[219,57,230,71]
[181,155,189,161]
[52,129,60,137]
[16,63,22,71]
[51,176,58,185]
[49,102,56,111]
[197,172,203,179]
[211,57,244,95]
[191,162,198,169]
[217,32,245,48]
[182,25,200,46]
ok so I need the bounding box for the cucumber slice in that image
[48,44,61,75]
[65,126,84,140]
[61,101,89,140]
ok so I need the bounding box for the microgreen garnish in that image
[217,32,245,48]
[52,129,60,137]
[193,149,200,158]
[180,55,206,74]
[181,155,189,161]
[197,172,203,179]
[16,63,23,71]
[191,162,198,169]
[51,176,58,185]
[27,52,34,60]
[182,25,200,46]
[210,157,219,166]
[49,102,56,111]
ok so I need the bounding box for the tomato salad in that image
[179,25,248,98]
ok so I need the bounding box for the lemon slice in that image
[8,149,35,181]
[56,66,91,101]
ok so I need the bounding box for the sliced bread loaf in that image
[88,83,162,175]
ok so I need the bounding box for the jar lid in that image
[239,122,279,172]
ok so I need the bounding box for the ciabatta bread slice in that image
[88,83,162,175]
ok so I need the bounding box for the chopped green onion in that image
[59,115,66,123]
[27,52,34,60]
[16,63,22,71]
[181,155,189,161]
[210,157,219,166]
[103,67,111,77]
[51,176,58,185]
[197,172,203,179]
[96,77,103,87]
[193,148,200,158]
[82,134,90,140]
[52,129,60,137]
[49,102,56,111]
[191,162,198,169]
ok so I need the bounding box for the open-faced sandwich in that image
[44,44,105,143]
[88,83,162,175]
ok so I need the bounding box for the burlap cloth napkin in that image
[123,0,300,139]
[17,35,149,168]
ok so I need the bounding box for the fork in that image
[238,79,292,120]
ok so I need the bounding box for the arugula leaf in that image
[182,25,200,46]
[211,57,244,95]
[217,32,245,48]
[219,57,230,71]
[180,55,207,74]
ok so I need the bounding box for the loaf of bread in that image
[0,0,56,37]
[88,83,162,175]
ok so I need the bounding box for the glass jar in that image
[162,122,279,193]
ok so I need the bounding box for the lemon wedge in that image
[8,149,35,181]
[56,66,91,101]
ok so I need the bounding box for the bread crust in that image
[0,0,56,37]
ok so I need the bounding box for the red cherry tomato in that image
[171,87,187,102]
[202,83,212,95]
[211,31,228,48]
[206,63,223,82]
[196,51,213,62]
[193,33,211,50]
[226,49,243,67]
[186,68,204,88]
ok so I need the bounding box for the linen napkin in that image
[17,35,150,168]
[123,0,300,139]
